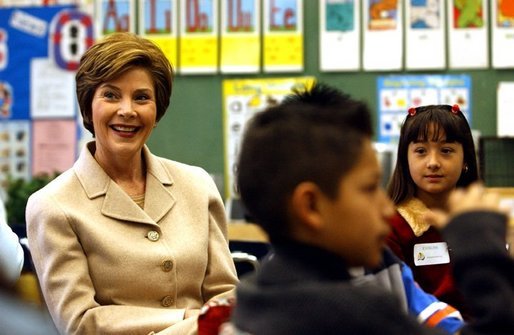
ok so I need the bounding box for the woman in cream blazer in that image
[26,33,238,335]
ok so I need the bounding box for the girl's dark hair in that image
[387,105,479,204]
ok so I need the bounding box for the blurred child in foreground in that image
[231,83,514,335]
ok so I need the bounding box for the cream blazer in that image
[26,142,238,335]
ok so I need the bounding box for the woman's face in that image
[91,67,157,161]
[407,124,465,201]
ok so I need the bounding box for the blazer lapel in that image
[74,142,161,225]
[144,146,175,223]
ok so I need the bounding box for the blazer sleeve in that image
[199,169,239,301]
[26,190,186,335]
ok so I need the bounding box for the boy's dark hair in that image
[387,105,479,204]
[236,82,373,242]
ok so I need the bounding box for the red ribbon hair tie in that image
[451,104,460,114]
[408,107,417,116]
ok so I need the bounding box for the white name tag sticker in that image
[413,242,450,266]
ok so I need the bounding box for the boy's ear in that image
[290,181,325,232]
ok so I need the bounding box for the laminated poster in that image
[491,0,514,69]
[179,0,218,74]
[447,0,488,69]
[263,0,304,73]
[377,74,472,143]
[405,0,445,70]
[223,76,315,200]
[363,0,403,71]
[95,0,136,37]
[139,0,179,68]
[319,0,360,72]
[220,0,260,74]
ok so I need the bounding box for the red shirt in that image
[387,212,470,318]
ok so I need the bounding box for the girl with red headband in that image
[387,104,479,319]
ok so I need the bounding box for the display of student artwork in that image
[363,0,403,71]
[223,76,314,200]
[263,0,304,72]
[377,74,472,143]
[319,0,360,71]
[220,0,260,73]
[405,0,445,70]
[447,0,488,69]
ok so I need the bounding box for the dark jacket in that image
[232,211,514,335]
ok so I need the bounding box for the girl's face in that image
[407,124,465,203]
[91,67,157,162]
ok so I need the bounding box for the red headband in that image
[408,104,461,116]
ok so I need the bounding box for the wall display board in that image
[0,4,86,200]
[222,76,314,200]
[377,74,472,143]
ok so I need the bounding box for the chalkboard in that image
[147,1,509,194]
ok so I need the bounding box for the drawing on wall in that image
[410,0,440,29]
[325,0,354,32]
[453,0,483,28]
[497,0,514,27]
[368,0,398,30]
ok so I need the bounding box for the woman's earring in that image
[463,165,469,173]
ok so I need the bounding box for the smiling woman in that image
[25,32,238,335]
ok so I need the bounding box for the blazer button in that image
[161,295,174,307]
[147,230,160,242]
[161,260,173,272]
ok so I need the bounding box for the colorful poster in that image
[263,0,304,73]
[179,0,218,74]
[220,0,260,73]
[491,0,514,68]
[95,0,136,37]
[377,75,472,143]
[405,0,446,70]
[319,0,360,72]
[139,0,178,68]
[0,6,80,197]
[0,5,74,120]
[363,0,403,71]
[223,76,315,200]
[447,0,488,69]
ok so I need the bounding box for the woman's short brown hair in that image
[76,32,174,136]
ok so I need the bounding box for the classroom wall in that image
[147,1,511,187]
